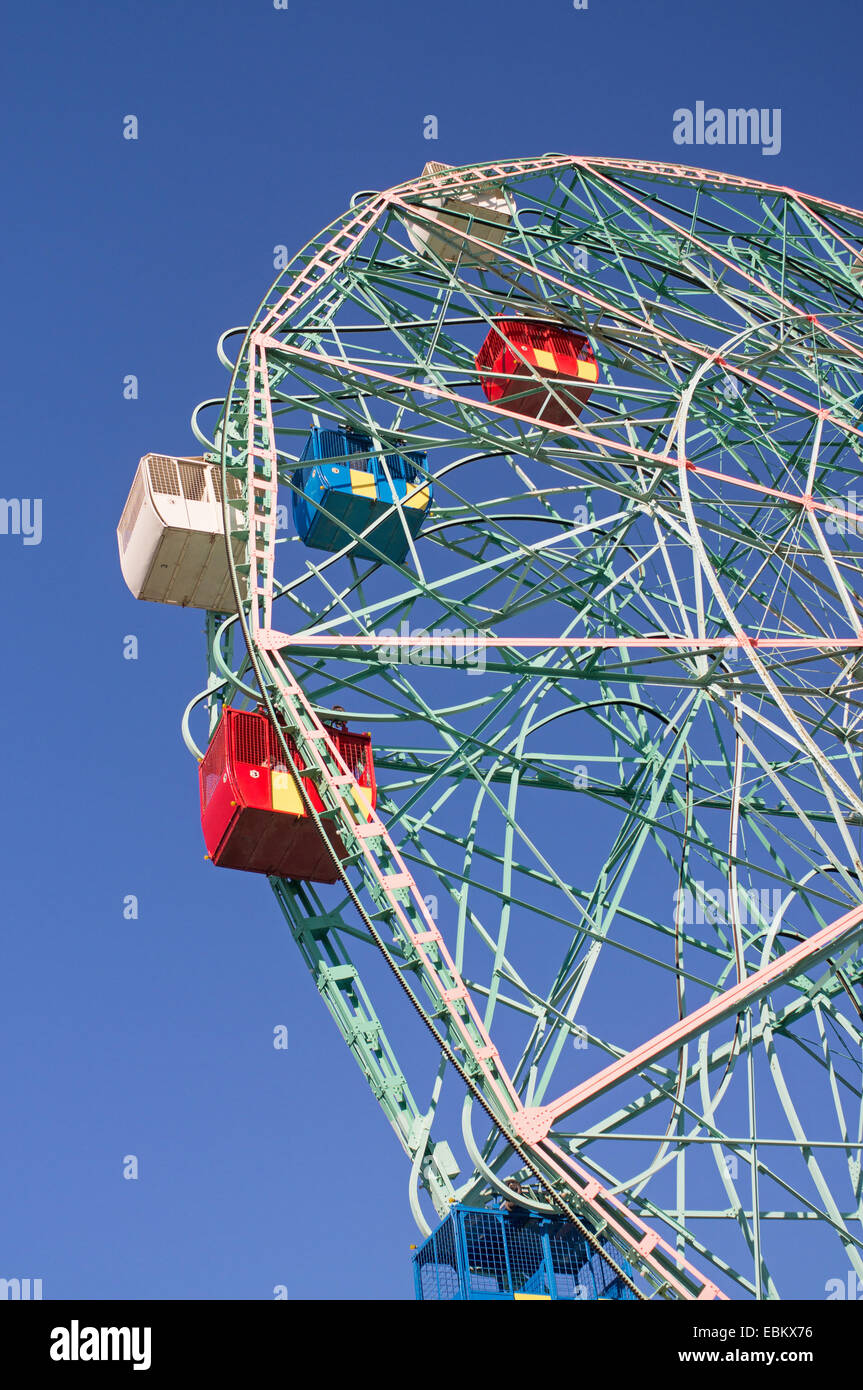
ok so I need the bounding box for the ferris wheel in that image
[119,155,863,1301]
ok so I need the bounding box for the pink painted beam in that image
[532,1136,727,1300]
[256,631,863,652]
[256,332,863,465]
[513,902,863,1142]
[585,155,863,225]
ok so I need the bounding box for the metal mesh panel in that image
[301,428,372,465]
[296,429,427,500]
[200,718,227,809]
[548,1222,595,1299]
[404,451,426,484]
[414,1242,438,1300]
[412,1205,635,1300]
[415,1216,460,1300]
[475,329,503,372]
[210,467,244,503]
[178,461,207,501]
[434,1217,459,1298]
[463,1210,509,1295]
[118,470,145,552]
[335,732,372,788]
[589,1243,636,1300]
[377,450,426,485]
[545,327,594,362]
[266,720,306,780]
[230,711,269,767]
[476,320,593,371]
[505,319,559,349]
[147,454,181,496]
[507,1219,548,1295]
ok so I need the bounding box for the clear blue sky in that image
[1,0,860,1300]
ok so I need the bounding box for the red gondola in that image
[475,319,598,426]
[199,706,376,881]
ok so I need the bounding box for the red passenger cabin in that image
[475,319,598,426]
[199,706,376,882]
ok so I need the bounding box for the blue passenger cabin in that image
[412,1203,637,1301]
[291,426,432,562]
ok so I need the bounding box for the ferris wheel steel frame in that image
[180,155,863,1301]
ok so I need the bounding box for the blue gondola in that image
[291,426,432,562]
[412,1203,637,1301]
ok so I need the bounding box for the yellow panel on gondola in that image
[271,768,305,816]
[405,485,431,510]
[349,468,377,498]
[348,782,375,820]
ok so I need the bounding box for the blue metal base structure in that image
[412,1204,637,1301]
[292,426,431,562]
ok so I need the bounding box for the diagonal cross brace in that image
[514,902,863,1141]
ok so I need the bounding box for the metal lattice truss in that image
[184,156,863,1299]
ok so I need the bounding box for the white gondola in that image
[117,454,245,611]
[405,161,511,265]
